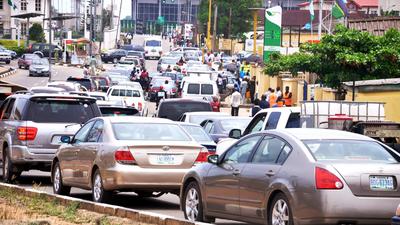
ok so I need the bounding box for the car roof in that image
[110,85,141,90]
[257,106,300,114]
[105,116,174,124]
[184,112,229,116]
[272,128,373,141]
[161,98,210,104]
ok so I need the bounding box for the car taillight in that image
[138,102,142,111]
[17,126,38,141]
[195,148,210,164]
[114,148,136,164]
[315,167,343,189]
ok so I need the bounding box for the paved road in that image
[0,36,245,225]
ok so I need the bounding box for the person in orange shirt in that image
[269,89,277,106]
[283,86,293,107]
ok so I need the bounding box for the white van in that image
[181,78,218,101]
[144,37,162,59]
[106,85,148,116]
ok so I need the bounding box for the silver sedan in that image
[181,128,400,225]
[51,117,207,203]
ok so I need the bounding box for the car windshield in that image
[220,118,251,132]
[152,78,171,86]
[25,54,39,60]
[25,99,95,123]
[113,123,191,141]
[181,125,213,142]
[158,102,212,121]
[162,58,179,64]
[146,40,161,47]
[32,59,49,65]
[303,140,399,162]
[110,89,141,97]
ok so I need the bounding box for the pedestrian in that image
[210,96,220,112]
[276,86,282,98]
[259,94,270,109]
[83,65,90,77]
[239,67,245,79]
[240,77,248,104]
[230,88,242,116]
[156,86,167,108]
[283,86,293,107]
[251,98,262,116]
[166,65,172,72]
[217,74,224,94]
[269,89,277,106]
[249,76,256,103]
[245,70,251,78]
[140,69,149,91]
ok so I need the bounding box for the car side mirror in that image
[60,135,71,144]
[208,154,219,164]
[229,129,242,139]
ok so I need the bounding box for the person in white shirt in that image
[276,86,282,98]
[264,88,272,102]
[231,88,242,116]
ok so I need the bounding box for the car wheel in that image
[183,182,215,223]
[52,161,71,195]
[268,193,293,225]
[3,147,18,183]
[113,58,118,64]
[6,60,10,64]
[92,169,111,203]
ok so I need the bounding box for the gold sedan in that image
[51,117,208,203]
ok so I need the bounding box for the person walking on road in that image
[248,76,256,103]
[276,86,282,98]
[259,94,270,109]
[283,86,293,107]
[269,89,277,107]
[240,78,248,104]
[230,88,242,116]
[210,96,221,112]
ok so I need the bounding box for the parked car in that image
[121,45,145,52]
[101,49,127,64]
[29,58,50,77]
[156,99,213,121]
[200,117,252,143]
[179,122,217,153]
[18,53,41,69]
[181,128,400,224]
[29,43,62,58]
[106,85,147,116]
[178,112,229,125]
[0,93,101,182]
[0,45,17,59]
[51,117,208,202]
[66,77,97,92]
[0,51,11,64]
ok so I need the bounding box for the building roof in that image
[282,10,329,26]
[354,0,378,7]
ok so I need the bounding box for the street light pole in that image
[89,0,93,59]
[48,0,52,82]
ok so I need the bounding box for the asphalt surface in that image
[0,36,246,225]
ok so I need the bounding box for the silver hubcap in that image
[272,199,290,225]
[185,187,199,221]
[53,165,61,192]
[93,173,102,201]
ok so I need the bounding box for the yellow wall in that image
[281,33,319,47]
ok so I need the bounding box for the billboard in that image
[264,6,282,63]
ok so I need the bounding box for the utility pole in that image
[48,0,52,82]
[115,0,122,46]
[212,3,217,51]
[318,0,323,40]
[206,0,212,50]
[228,7,232,39]
[89,0,93,59]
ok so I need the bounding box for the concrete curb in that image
[0,68,16,78]
[0,182,209,225]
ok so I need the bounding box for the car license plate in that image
[151,49,156,52]
[155,154,175,165]
[370,176,394,190]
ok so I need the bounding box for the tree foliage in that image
[28,23,45,43]
[264,25,400,88]
[198,0,262,37]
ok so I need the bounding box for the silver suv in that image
[0,93,101,182]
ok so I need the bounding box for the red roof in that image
[298,0,318,7]
[353,0,378,7]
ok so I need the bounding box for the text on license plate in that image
[370,176,394,190]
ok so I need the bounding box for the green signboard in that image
[263,6,282,63]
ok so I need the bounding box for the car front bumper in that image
[101,163,189,192]
[30,70,50,76]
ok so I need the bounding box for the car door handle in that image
[265,170,275,176]
[232,169,241,176]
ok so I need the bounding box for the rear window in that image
[158,102,212,121]
[67,78,92,90]
[187,84,200,94]
[303,140,399,162]
[145,40,161,47]
[201,84,213,95]
[112,123,191,141]
[25,99,96,123]
[111,89,140,97]
[100,107,139,117]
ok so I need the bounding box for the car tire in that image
[52,161,71,196]
[113,58,118,64]
[6,60,10,64]
[183,181,215,223]
[268,193,294,225]
[92,169,111,203]
[3,147,19,183]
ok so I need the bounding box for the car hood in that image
[31,65,48,70]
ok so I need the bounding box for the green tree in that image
[264,25,400,100]
[198,0,262,37]
[28,23,45,43]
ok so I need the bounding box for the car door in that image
[76,120,104,186]
[60,121,95,185]
[204,135,262,216]
[239,135,292,219]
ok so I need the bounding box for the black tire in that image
[6,60,10,64]
[92,169,112,203]
[183,182,215,223]
[52,161,71,195]
[268,193,294,225]
[2,147,19,183]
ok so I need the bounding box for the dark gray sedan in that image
[200,117,251,143]
[181,128,400,225]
